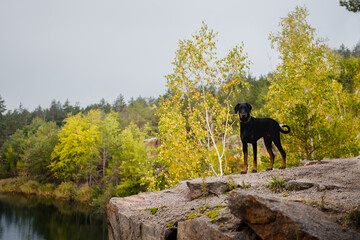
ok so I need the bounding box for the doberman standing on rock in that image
[235,103,290,174]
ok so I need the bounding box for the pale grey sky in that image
[1,0,359,111]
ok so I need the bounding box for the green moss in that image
[205,210,218,223]
[146,207,159,215]
[199,205,209,214]
[287,186,300,191]
[204,205,226,223]
[280,191,288,197]
[215,204,227,208]
[166,222,176,228]
[186,212,201,220]
[145,206,166,215]
[185,204,227,224]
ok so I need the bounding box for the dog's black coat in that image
[235,103,290,173]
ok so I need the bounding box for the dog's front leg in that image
[241,143,248,174]
[252,142,257,173]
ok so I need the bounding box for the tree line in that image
[0,96,158,147]
[0,96,160,196]
[0,6,359,200]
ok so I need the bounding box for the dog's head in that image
[234,103,252,122]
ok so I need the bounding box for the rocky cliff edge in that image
[107,157,360,240]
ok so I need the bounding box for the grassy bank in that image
[0,177,115,212]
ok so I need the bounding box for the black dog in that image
[235,103,290,173]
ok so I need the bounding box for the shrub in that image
[75,184,92,203]
[39,183,56,197]
[54,182,77,201]
[241,179,250,190]
[91,185,116,210]
[20,180,39,195]
[116,179,143,197]
[0,177,28,193]
[0,179,12,192]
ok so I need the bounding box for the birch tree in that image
[156,22,250,187]
[267,6,359,163]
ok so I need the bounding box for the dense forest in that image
[0,7,359,208]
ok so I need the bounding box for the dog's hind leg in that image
[264,136,275,171]
[241,143,248,174]
[252,142,258,173]
[273,137,286,169]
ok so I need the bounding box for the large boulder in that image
[228,190,360,240]
[107,194,176,240]
[177,215,258,240]
[186,178,232,199]
[108,157,360,240]
[107,181,250,240]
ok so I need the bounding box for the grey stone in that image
[177,216,258,240]
[228,190,360,240]
[285,180,314,190]
[107,157,360,240]
[107,196,169,240]
[186,179,231,199]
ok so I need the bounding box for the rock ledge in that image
[107,157,360,240]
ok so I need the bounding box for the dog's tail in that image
[279,125,290,134]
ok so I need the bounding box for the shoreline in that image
[0,176,110,213]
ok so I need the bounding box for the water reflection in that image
[0,194,108,240]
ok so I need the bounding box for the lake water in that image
[0,194,108,240]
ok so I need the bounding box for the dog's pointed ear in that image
[246,103,252,113]
[234,103,240,113]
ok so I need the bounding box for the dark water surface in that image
[0,194,108,240]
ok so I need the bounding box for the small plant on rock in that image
[227,176,237,191]
[267,174,286,192]
[201,172,208,205]
[349,206,360,226]
[343,205,360,230]
[320,189,326,210]
[241,179,250,190]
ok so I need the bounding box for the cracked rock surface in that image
[107,157,360,240]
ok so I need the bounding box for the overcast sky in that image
[1,0,359,111]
